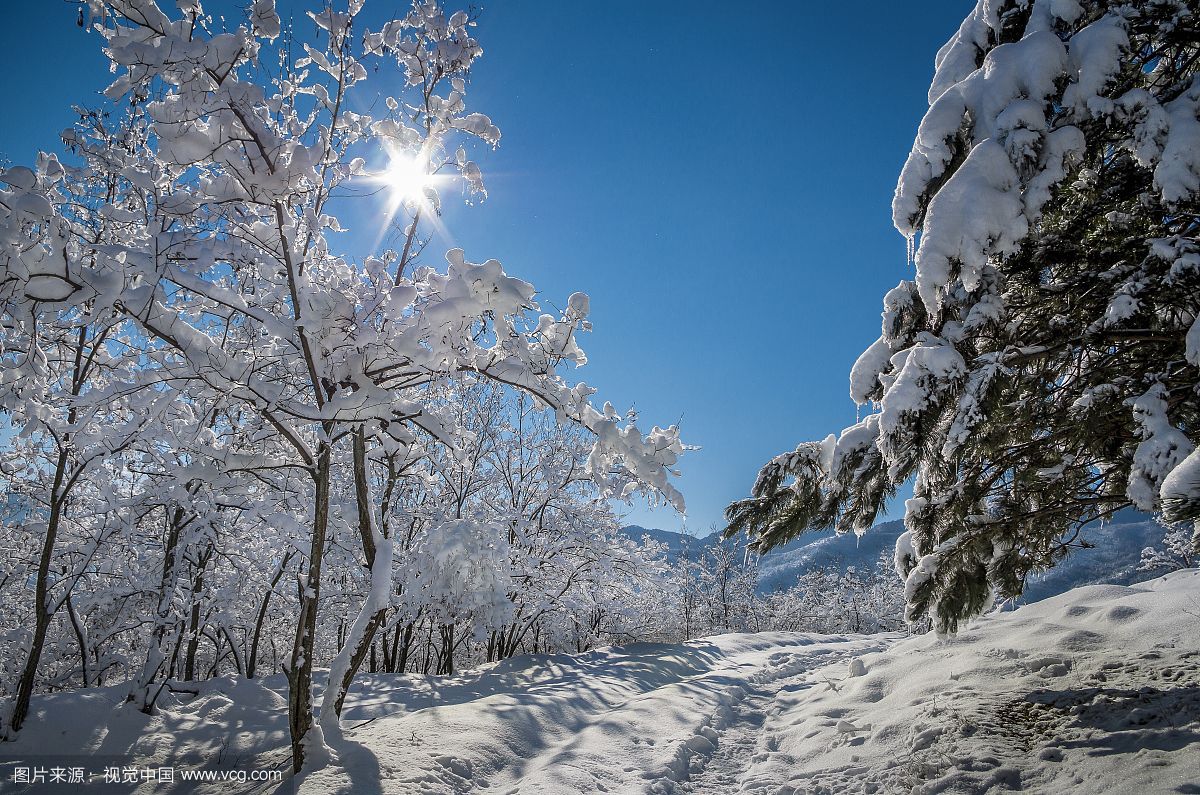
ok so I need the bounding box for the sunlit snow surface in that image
[3,572,1199,794]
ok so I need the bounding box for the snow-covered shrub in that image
[1139,520,1198,574]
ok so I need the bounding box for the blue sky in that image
[0,1,970,535]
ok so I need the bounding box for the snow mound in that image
[0,676,292,793]
[742,569,1200,794]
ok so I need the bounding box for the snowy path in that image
[681,643,877,794]
[681,684,765,793]
[302,633,892,795]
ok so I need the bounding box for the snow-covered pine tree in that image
[727,0,1199,632]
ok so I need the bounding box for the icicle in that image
[905,231,916,267]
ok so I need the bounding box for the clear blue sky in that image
[0,1,970,536]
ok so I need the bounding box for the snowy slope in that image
[303,633,888,795]
[4,572,1196,794]
[741,569,1200,794]
[0,676,293,793]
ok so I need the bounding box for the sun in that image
[365,145,452,253]
[380,153,433,203]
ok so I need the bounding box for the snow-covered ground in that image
[3,571,1199,794]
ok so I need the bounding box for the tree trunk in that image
[208,630,223,679]
[5,450,69,738]
[5,324,103,738]
[248,550,293,679]
[65,593,90,688]
[437,625,455,675]
[127,506,186,713]
[219,626,245,677]
[422,621,434,674]
[287,442,333,774]
[321,429,391,722]
[328,612,385,717]
[395,622,413,674]
[380,632,394,673]
[183,551,211,682]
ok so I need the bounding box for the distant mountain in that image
[751,519,905,593]
[621,508,1171,604]
[618,525,702,560]
[618,521,900,593]
[1019,508,1168,603]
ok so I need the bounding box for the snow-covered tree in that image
[643,542,908,640]
[1139,519,1197,573]
[356,380,673,670]
[0,0,686,773]
[728,0,1199,632]
[0,130,173,733]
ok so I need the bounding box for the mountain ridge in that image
[621,509,1170,603]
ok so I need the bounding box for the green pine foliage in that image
[728,0,1200,633]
